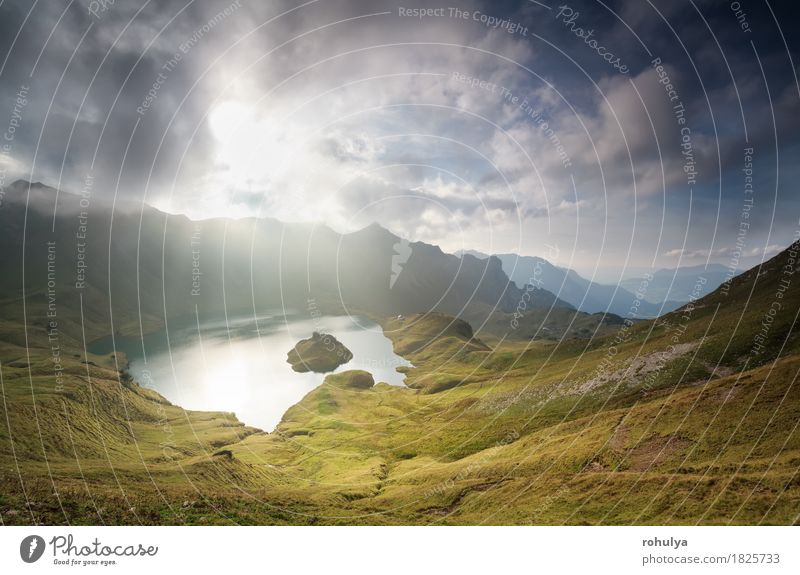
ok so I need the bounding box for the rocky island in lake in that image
[287,332,353,373]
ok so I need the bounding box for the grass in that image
[1,246,800,524]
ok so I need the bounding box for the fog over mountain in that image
[457,249,731,317]
[0,179,581,347]
[618,264,734,305]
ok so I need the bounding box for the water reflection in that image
[91,314,410,430]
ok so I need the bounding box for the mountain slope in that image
[2,234,798,525]
[460,249,697,317]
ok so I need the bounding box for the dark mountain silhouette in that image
[0,180,575,347]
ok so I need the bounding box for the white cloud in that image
[664,244,784,261]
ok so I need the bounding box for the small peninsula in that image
[287,332,353,373]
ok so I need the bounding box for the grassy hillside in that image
[1,243,799,525]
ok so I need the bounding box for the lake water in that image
[90,313,411,431]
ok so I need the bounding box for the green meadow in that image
[1,245,799,525]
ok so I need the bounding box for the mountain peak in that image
[361,221,387,232]
[456,248,489,260]
[349,221,399,241]
[9,179,53,191]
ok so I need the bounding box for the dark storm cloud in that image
[0,0,798,273]
[0,0,247,197]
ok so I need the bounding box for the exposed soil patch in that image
[574,342,701,395]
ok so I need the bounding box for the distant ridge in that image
[456,249,732,317]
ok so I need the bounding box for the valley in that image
[1,235,798,525]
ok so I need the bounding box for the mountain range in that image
[619,264,733,304]
[458,249,733,318]
[0,180,614,349]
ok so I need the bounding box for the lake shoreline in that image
[90,311,411,431]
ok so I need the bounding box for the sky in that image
[0,0,799,283]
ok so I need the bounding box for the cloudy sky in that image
[0,0,799,282]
